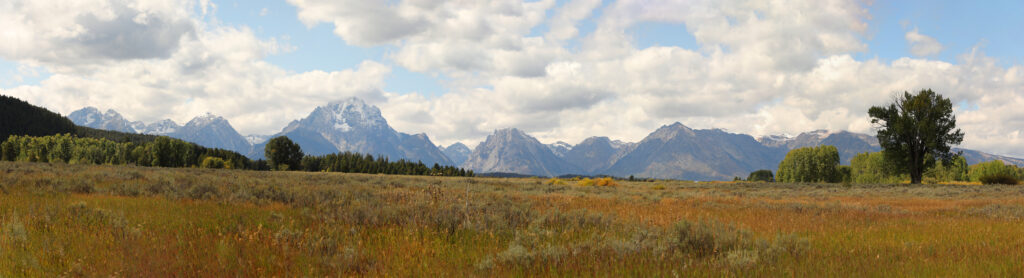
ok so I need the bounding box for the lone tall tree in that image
[265,136,303,171]
[868,89,964,184]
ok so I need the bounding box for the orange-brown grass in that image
[1,161,1023,276]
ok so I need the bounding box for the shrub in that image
[64,179,95,194]
[970,160,1019,183]
[666,219,754,258]
[595,177,619,187]
[188,183,220,199]
[3,218,28,248]
[979,173,1019,185]
[200,156,227,169]
[545,178,566,185]
[851,151,904,184]
[107,182,141,197]
[746,170,774,182]
[577,178,595,186]
[725,249,759,269]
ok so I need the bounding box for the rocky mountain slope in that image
[461,128,581,177]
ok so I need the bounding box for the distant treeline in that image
[1,134,263,170]
[1,133,473,177]
[75,126,160,144]
[770,145,1023,184]
[299,152,474,177]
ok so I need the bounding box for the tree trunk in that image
[910,149,923,184]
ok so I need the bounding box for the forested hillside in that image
[0,95,76,140]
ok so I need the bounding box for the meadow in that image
[1,161,1023,277]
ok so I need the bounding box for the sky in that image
[1,0,1023,157]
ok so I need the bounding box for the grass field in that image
[1,161,1023,276]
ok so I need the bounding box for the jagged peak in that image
[494,127,523,133]
[444,142,470,151]
[491,127,532,139]
[103,109,124,119]
[648,122,696,141]
[152,119,180,126]
[312,97,386,132]
[578,136,613,146]
[666,122,692,130]
[802,129,833,137]
[73,106,101,114]
[550,141,572,148]
[323,97,381,116]
[326,96,369,107]
[185,112,227,127]
[609,139,634,150]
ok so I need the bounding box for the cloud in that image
[288,0,429,46]
[0,0,204,72]
[546,0,603,42]
[4,0,1024,159]
[289,0,561,80]
[0,0,391,136]
[905,28,943,57]
[362,0,1024,158]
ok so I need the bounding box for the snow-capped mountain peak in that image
[245,134,272,145]
[547,141,573,158]
[186,112,225,127]
[69,107,137,133]
[319,97,386,131]
[142,119,181,135]
[103,109,124,119]
[72,107,102,125]
[249,97,452,166]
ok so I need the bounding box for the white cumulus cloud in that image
[906,28,943,57]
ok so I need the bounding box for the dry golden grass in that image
[1,161,1023,276]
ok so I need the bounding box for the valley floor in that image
[1,161,1022,276]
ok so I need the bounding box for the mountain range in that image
[69,97,1024,180]
[70,98,451,166]
[70,108,250,154]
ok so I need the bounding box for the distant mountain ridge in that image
[601,123,787,180]
[562,136,636,175]
[758,130,881,164]
[461,128,581,177]
[69,107,251,154]
[462,123,1024,180]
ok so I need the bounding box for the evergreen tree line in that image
[298,152,474,177]
[264,136,474,177]
[0,134,262,170]
[0,95,77,141]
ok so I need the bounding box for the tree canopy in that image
[777,145,843,183]
[868,89,964,184]
[265,136,304,171]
